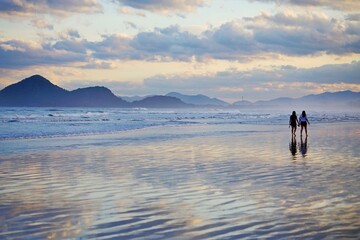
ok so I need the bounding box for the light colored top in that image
[299,115,308,123]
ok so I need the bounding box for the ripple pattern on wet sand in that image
[1,124,360,239]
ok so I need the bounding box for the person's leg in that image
[305,125,308,136]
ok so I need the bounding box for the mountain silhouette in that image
[252,91,360,108]
[0,75,69,107]
[0,75,129,107]
[67,87,130,107]
[1,75,359,108]
[166,92,229,106]
[132,95,192,108]
[0,75,188,108]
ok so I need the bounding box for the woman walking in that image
[289,111,298,136]
[299,110,310,136]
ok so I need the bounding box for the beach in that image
[0,118,359,239]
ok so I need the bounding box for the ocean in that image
[1,107,359,141]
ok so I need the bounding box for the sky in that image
[0,0,359,102]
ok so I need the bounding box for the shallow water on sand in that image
[0,123,359,239]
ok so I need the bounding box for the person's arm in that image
[307,117,310,125]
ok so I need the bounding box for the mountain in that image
[166,92,229,106]
[132,95,192,108]
[0,75,69,107]
[232,100,253,106]
[68,87,130,107]
[0,75,129,107]
[1,75,359,109]
[0,75,189,108]
[250,91,360,108]
[300,91,360,105]
[121,95,148,102]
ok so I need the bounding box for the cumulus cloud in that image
[86,34,135,60]
[85,11,360,62]
[0,40,87,68]
[130,25,206,61]
[114,0,207,14]
[250,0,360,12]
[50,39,87,54]
[2,11,359,68]
[0,0,102,17]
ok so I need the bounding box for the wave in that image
[0,108,359,140]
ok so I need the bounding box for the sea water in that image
[1,107,359,141]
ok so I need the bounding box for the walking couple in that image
[289,111,310,137]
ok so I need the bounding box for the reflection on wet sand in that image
[289,135,309,159]
[300,136,308,157]
[289,136,297,158]
[1,123,359,239]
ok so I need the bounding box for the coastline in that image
[0,121,359,155]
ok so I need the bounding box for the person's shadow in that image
[289,136,297,159]
[299,136,308,157]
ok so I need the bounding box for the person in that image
[289,111,298,136]
[298,110,310,136]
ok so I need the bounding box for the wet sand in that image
[0,122,359,239]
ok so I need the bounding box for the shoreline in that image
[1,121,359,156]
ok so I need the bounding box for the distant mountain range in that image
[0,75,189,108]
[0,75,359,108]
[250,91,360,108]
[166,92,229,106]
[122,92,229,106]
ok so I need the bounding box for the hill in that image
[1,75,359,109]
[0,75,188,108]
[251,91,360,108]
[0,75,128,107]
[68,87,130,107]
[0,75,69,107]
[166,92,229,106]
[132,95,192,108]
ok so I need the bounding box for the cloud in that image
[51,39,87,54]
[246,11,360,55]
[0,0,102,17]
[86,34,135,60]
[250,0,360,12]
[80,60,117,69]
[2,11,359,69]
[85,11,360,62]
[124,21,138,30]
[67,29,81,39]
[31,18,53,30]
[129,25,205,61]
[118,7,146,17]
[114,0,207,14]
[0,40,87,68]
[62,79,145,96]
